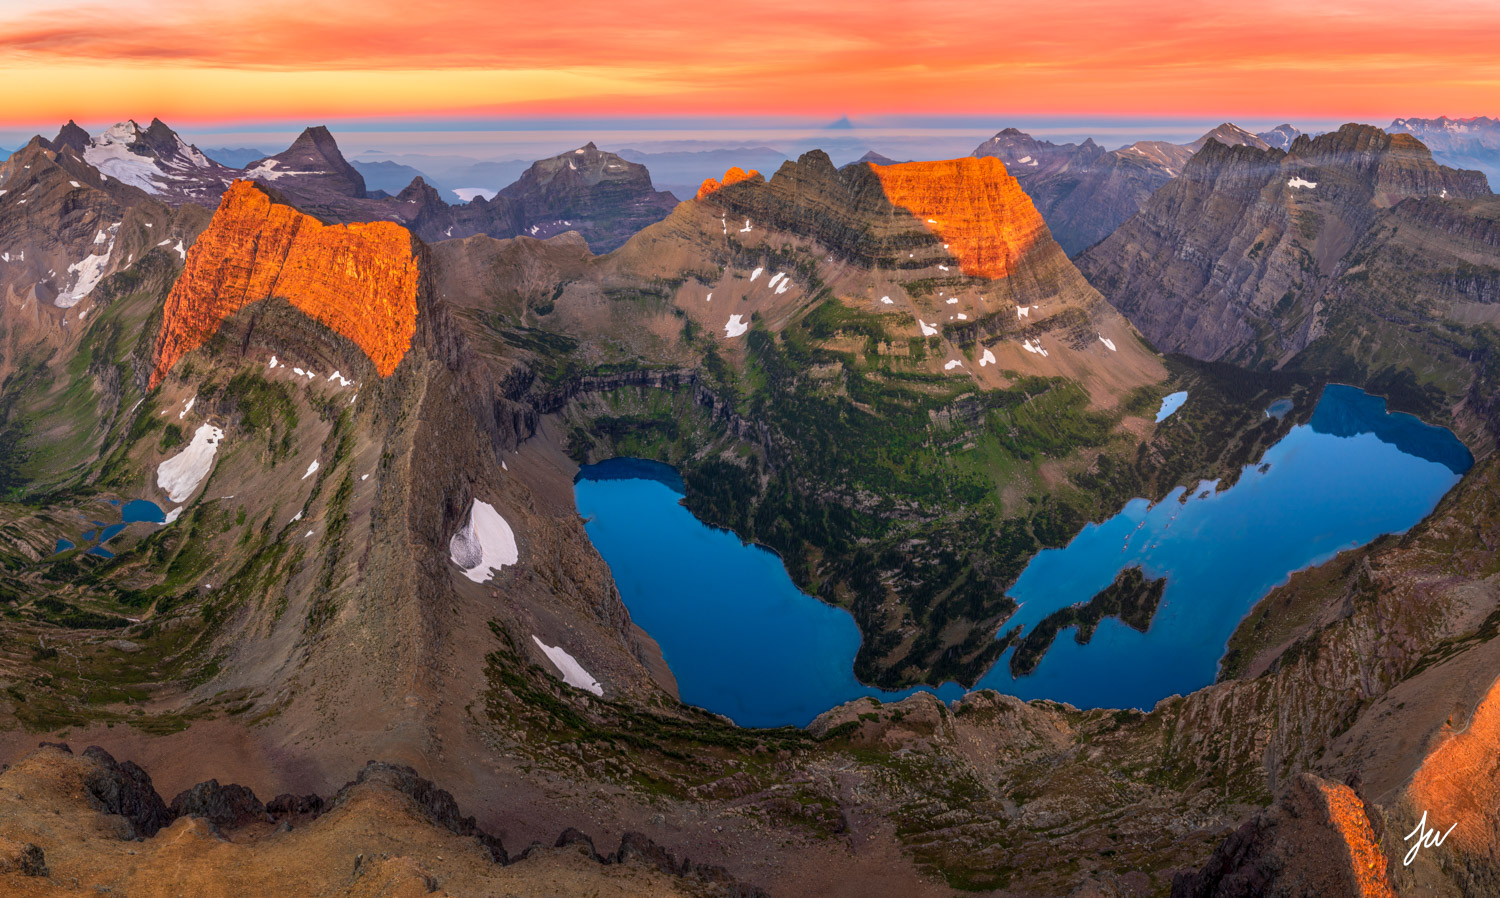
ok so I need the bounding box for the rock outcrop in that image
[694,165,759,201]
[169,779,273,829]
[150,180,420,386]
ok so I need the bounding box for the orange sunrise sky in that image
[0,0,1496,125]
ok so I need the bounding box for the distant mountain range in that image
[28,119,682,252]
[971,122,1273,255]
[199,146,268,168]
[615,146,791,204]
[1389,115,1500,186]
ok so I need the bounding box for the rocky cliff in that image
[1077,124,1493,385]
[867,156,1049,279]
[150,180,420,386]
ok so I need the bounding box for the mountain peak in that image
[245,126,367,198]
[1189,123,1271,153]
[50,120,91,154]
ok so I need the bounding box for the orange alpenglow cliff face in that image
[1313,779,1398,898]
[868,157,1047,280]
[151,181,421,388]
[1407,676,1500,855]
[695,167,760,201]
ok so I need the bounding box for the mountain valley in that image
[0,114,1499,898]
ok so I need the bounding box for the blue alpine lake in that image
[63,498,169,560]
[574,385,1471,728]
[1156,390,1189,422]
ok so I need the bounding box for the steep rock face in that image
[495,143,679,252]
[1078,124,1494,368]
[972,124,1268,256]
[150,180,420,386]
[867,156,1049,279]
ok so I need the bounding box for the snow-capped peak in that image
[97,120,144,147]
[79,119,225,194]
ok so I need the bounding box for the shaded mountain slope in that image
[1078,124,1497,441]
[973,123,1271,255]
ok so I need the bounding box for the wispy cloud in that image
[1,0,1496,123]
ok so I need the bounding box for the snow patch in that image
[449,499,519,583]
[724,314,748,338]
[1016,305,1030,318]
[163,506,183,525]
[1099,336,1117,351]
[944,359,963,370]
[919,320,938,336]
[979,348,997,367]
[178,397,195,419]
[327,370,354,388]
[750,267,763,281]
[531,635,604,696]
[1288,177,1318,189]
[301,460,320,480]
[1021,338,1049,357]
[880,296,893,304]
[156,424,223,503]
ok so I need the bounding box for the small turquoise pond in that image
[1155,391,1189,422]
[53,539,75,554]
[574,385,1471,728]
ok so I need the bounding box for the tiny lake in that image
[57,498,168,558]
[574,385,1472,727]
